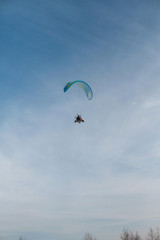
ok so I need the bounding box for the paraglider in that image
[64,80,93,123]
[74,114,84,123]
[64,80,93,100]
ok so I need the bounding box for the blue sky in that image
[0,0,160,240]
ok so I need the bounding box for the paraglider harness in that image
[74,114,84,123]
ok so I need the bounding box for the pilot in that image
[75,115,84,123]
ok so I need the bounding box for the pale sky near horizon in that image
[0,1,160,240]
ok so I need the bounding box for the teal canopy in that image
[64,80,93,100]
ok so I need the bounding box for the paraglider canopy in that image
[64,80,93,100]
